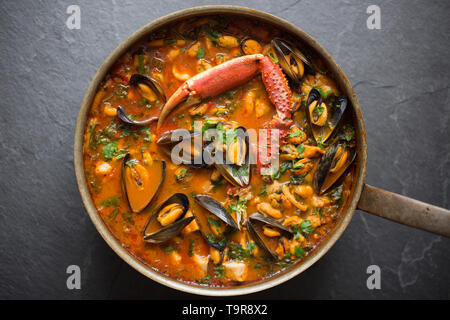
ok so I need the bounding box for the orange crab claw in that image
[157,54,264,130]
[257,57,293,176]
[260,56,292,120]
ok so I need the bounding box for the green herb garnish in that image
[214,266,225,278]
[197,47,205,59]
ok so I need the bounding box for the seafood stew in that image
[83,15,357,287]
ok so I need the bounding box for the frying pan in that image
[73,5,450,296]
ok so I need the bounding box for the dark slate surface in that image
[0,0,449,299]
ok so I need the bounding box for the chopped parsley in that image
[214,266,225,278]
[121,211,134,225]
[228,242,255,260]
[165,246,176,254]
[188,239,196,257]
[313,86,334,99]
[201,118,218,133]
[300,220,314,235]
[197,274,211,284]
[288,131,301,138]
[137,54,148,75]
[208,217,221,228]
[294,245,305,258]
[102,142,118,161]
[140,127,152,142]
[102,196,119,207]
[108,208,119,220]
[330,184,344,206]
[197,47,205,59]
[175,168,190,181]
[316,136,327,150]
[88,121,98,149]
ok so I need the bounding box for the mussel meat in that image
[129,74,166,104]
[240,38,263,55]
[247,213,293,259]
[117,74,165,126]
[121,153,166,213]
[193,194,240,250]
[306,89,348,144]
[143,193,193,243]
[313,142,356,195]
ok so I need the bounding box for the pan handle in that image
[357,184,450,237]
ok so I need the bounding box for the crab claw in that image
[260,56,292,120]
[157,54,264,130]
[257,57,293,177]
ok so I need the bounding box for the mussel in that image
[193,194,240,250]
[143,193,194,243]
[117,106,158,126]
[214,126,251,188]
[117,74,165,126]
[129,74,166,104]
[313,142,356,195]
[306,89,348,143]
[247,213,293,259]
[157,129,209,168]
[240,37,263,55]
[270,38,314,87]
[121,153,166,213]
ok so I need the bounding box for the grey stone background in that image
[0,0,449,299]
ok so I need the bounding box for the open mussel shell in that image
[193,194,240,250]
[129,74,166,104]
[157,129,208,168]
[215,163,250,188]
[247,213,293,260]
[143,193,193,243]
[240,37,263,55]
[117,74,165,126]
[117,105,158,126]
[121,153,166,213]
[313,142,356,195]
[306,89,348,144]
[214,126,251,187]
[271,38,314,86]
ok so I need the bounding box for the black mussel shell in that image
[271,38,315,86]
[157,129,208,168]
[117,105,158,126]
[214,126,251,187]
[247,213,293,260]
[194,195,239,230]
[193,194,239,250]
[117,74,165,126]
[306,89,348,144]
[313,142,356,194]
[143,193,193,243]
[129,74,166,104]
